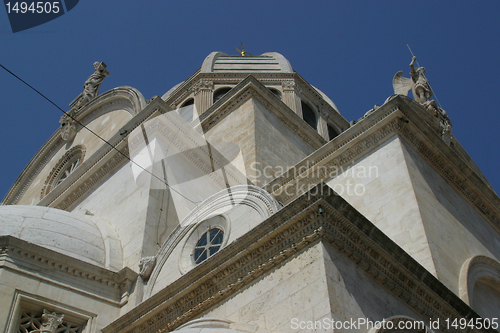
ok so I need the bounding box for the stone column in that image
[193,80,214,115]
[282,81,302,117]
[318,107,329,141]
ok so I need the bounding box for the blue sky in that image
[1,1,500,200]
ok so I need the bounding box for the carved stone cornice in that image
[264,95,500,235]
[102,184,486,333]
[0,236,138,305]
[199,75,326,150]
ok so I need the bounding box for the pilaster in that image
[318,107,329,141]
[282,80,302,117]
[193,79,214,115]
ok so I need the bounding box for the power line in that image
[0,63,201,205]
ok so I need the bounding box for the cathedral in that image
[1,51,499,333]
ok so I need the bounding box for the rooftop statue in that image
[393,56,453,144]
[393,56,432,104]
[70,61,110,109]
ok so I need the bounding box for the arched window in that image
[459,255,500,319]
[301,101,317,130]
[181,98,194,107]
[41,145,86,198]
[194,227,224,265]
[328,124,339,140]
[213,87,232,103]
[269,88,281,100]
[179,98,194,123]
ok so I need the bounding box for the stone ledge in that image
[0,236,138,305]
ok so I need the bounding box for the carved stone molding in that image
[103,184,483,333]
[458,255,500,306]
[54,145,129,211]
[0,236,138,305]
[144,185,281,298]
[191,79,214,95]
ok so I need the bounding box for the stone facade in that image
[1,52,499,333]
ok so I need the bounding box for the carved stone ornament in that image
[18,308,83,333]
[70,62,110,109]
[36,310,64,333]
[281,80,300,93]
[139,256,156,280]
[191,79,213,95]
[319,107,329,119]
[59,112,77,141]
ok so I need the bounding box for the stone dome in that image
[0,205,106,267]
[201,51,293,73]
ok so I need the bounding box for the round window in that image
[193,228,224,265]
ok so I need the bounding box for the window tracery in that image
[18,309,82,333]
[213,87,232,103]
[41,145,86,198]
